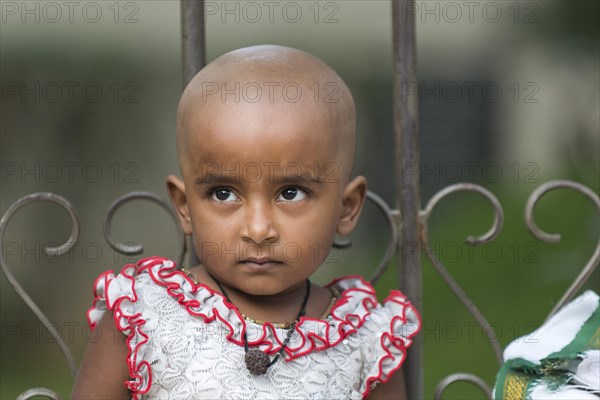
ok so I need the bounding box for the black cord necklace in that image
[211,277,311,375]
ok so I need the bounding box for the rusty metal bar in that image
[181,0,206,87]
[392,1,422,398]
[180,0,205,267]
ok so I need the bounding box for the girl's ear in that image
[337,175,367,236]
[166,175,193,235]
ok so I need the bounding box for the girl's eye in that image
[277,187,308,202]
[211,188,239,203]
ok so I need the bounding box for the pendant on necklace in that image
[245,348,271,375]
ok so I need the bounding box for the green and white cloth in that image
[494,290,599,399]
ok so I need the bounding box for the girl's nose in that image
[240,202,279,245]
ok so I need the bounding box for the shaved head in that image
[167,45,368,281]
[176,45,356,181]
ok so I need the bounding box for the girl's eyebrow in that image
[271,174,324,186]
[194,174,324,186]
[195,175,237,185]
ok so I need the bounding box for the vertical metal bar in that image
[392,1,422,399]
[180,0,205,267]
[181,0,206,87]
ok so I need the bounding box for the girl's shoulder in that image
[324,274,422,342]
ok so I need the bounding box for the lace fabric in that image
[88,256,422,399]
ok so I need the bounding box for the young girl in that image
[71,45,421,399]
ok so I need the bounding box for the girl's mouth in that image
[240,257,283,270]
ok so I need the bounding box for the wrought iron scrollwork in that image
[103,191,187,266]
[0,193,79,400]
[428,180,599,398]
[331,191,399,285]
[16,388,63,400]
[422,184,504,400]
[332,237,352,249]
[525,180,600,319]
[421,183,504,366]
[366,191,400,285]
[434,373,493,400]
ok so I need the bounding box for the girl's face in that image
[168,96,365,297]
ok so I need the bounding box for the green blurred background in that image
[1,1,598,399]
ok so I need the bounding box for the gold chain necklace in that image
[211,275,310,375]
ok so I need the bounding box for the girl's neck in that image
[187,264,333,324]
[216,278,310,327]
[213,274,309,324]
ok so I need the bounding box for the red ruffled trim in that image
[361,290,422,398]
[139,257,381,361]
[86,260,155,399]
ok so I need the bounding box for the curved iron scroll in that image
[421,183,504,400]
[525,180,600,319]
[421,183,505,367]
[103,191,187,266]
[331,191,399,285]
[366,191,400,285]
[0,193,79,400]
[16,388,62,400]
[434,373,493,400]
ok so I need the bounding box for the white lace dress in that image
[87,256,421,399]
